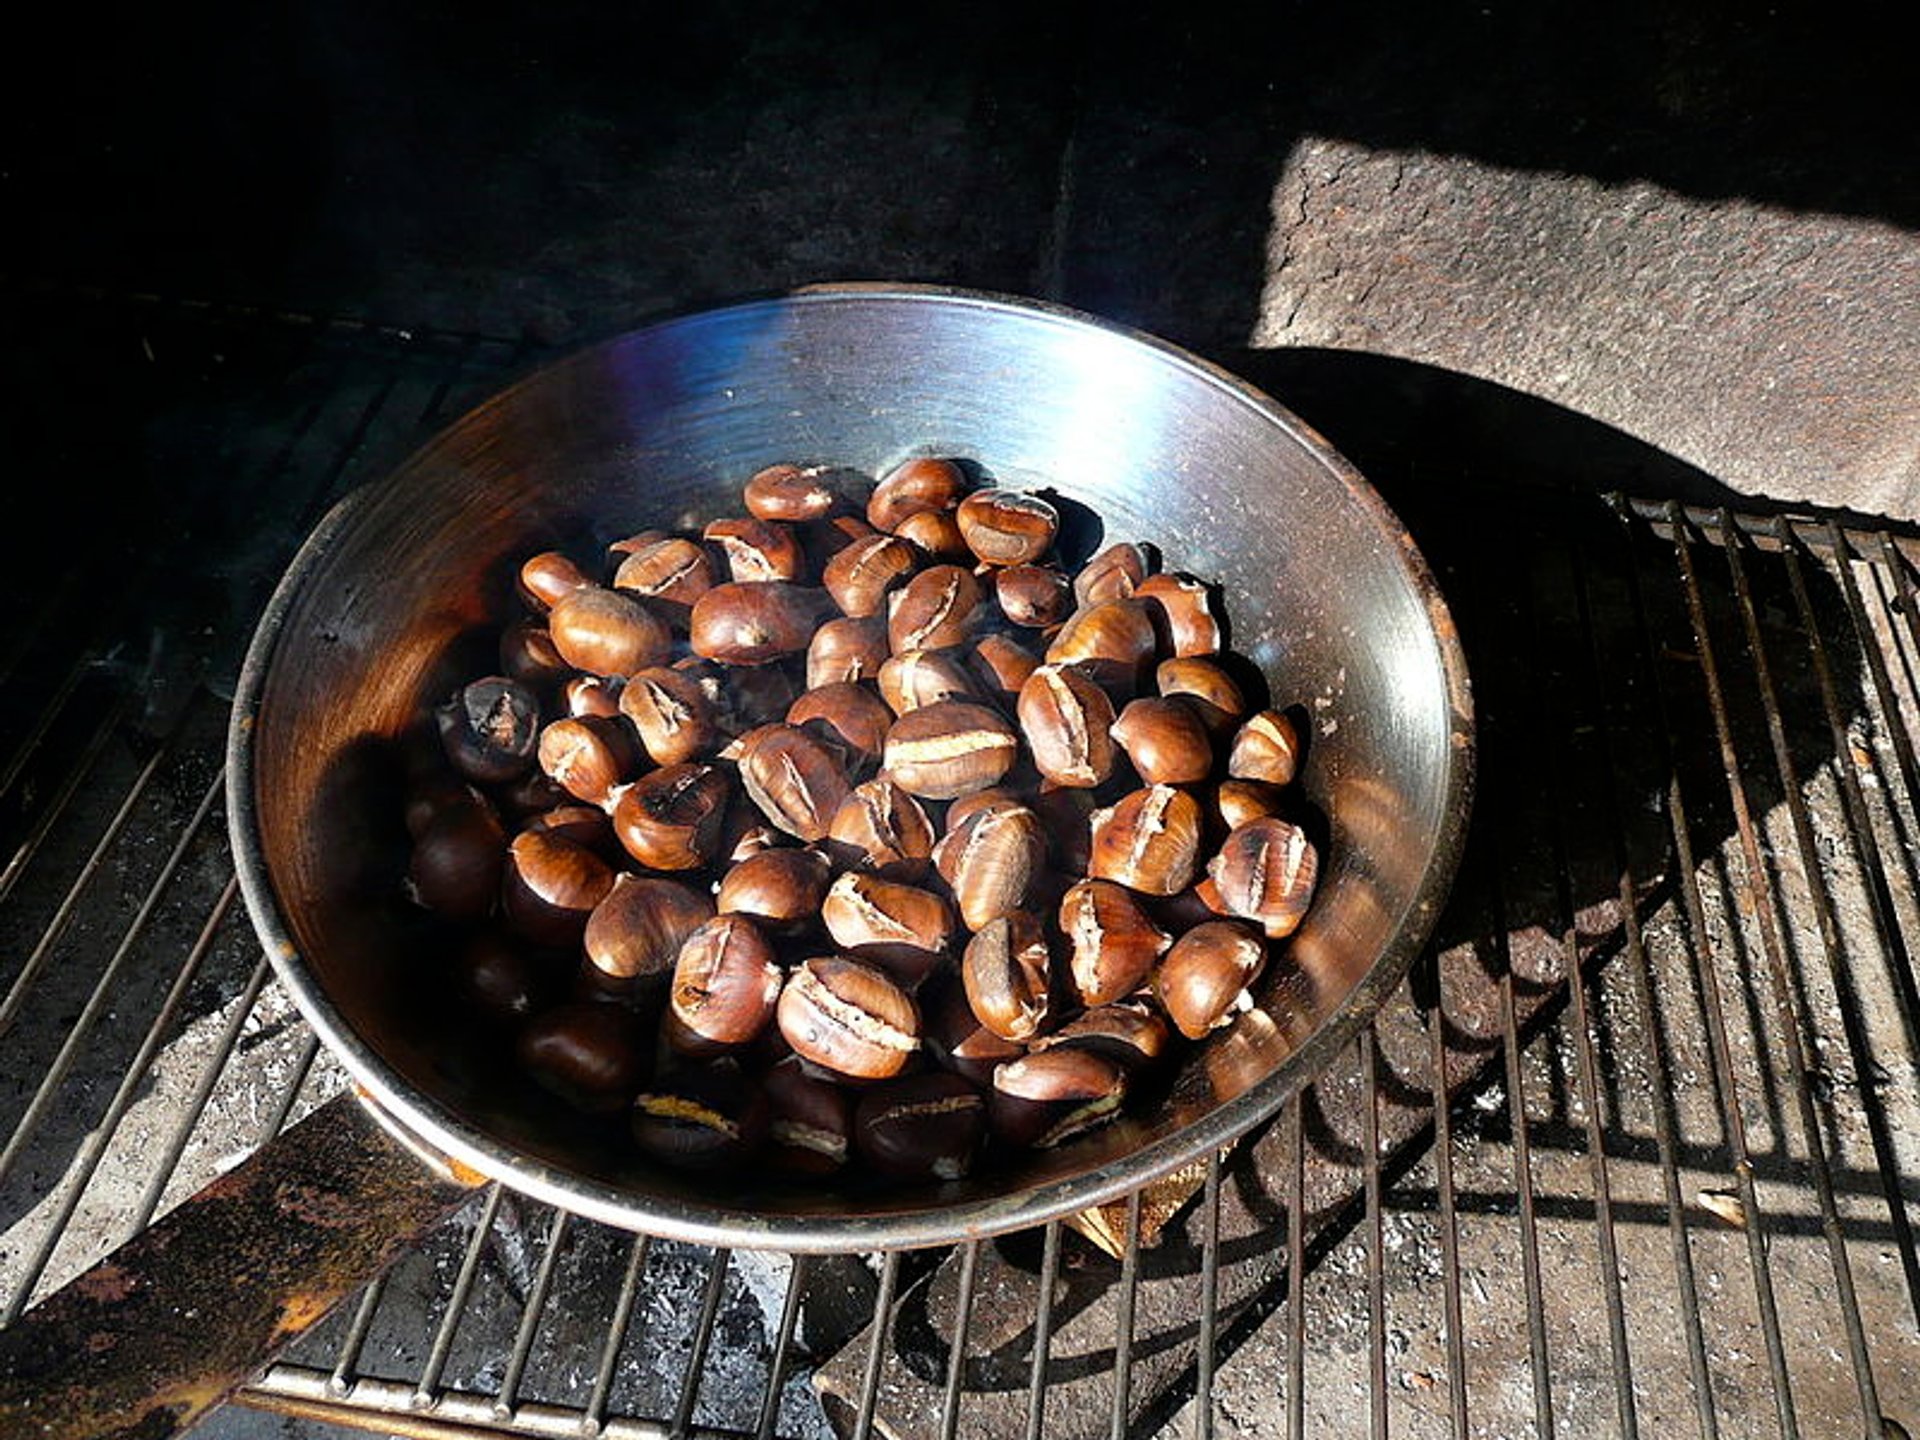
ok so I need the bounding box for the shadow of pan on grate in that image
[816,354,1920,1440]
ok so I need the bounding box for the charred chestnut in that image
[437,675,541,785]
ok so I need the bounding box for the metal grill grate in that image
[0,290,1914,1439]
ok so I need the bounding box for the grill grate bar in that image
[1773,520,1920,1320]
[1191,1150,1222,1440]
[0,650,89,811]
[1361,1033,1386,1440]
[126,945,270,1236]
[1107,1193,1143,1440]
[416,1184,508,1408]
[0,757,216,1187]
[1529,547,1643,1440]
[329,1272,391,1398]
[671,1246,735,1440]
[0,868,239,1322]
[1023,1220,1064,1440]
[585,1233,654,1436]
[849,1249,901,1440]
[1282,1101,1305,1440]
[495,1206,572,1421]
[1844,529,1920,842]
[1567,537,1722,1438]
[942,1240,982,1440]
[1615,501,1804,1440]
[755,1253,809,1440]
[0,695,130,923]
[1422,965,1470,1440]
[1709,509,1889,1423]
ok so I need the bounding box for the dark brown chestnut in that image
[776,957,920,1081]
[1072,541,1149,607]
[436,675,541,785]
[1155,656,1250,739]
[536,713,640,807]
[632,1062,769,1171]
[825,777,937,882]
[561,673,625,719]
[955,488,1060,567]
[734,724,854,842]
[689,581,826,665]
[868,456,966,531]
[989,1048,1127,1149]
[1044,599,1160,693]
[704,516,806,583]
[966,633,1041,713]
[581,872,715,989]
[608,763,733,871]
[924,979,1024,1086]
[517,1001,649,1114]
[887,565,983,654]
[501,829,615,947]
[821,871,956,982]
[933,800,1044,932]
[1087,784,1204,896]
[822,532,918,618]
[744,462,839,523]
[715,846,834,934]
[500,621,571,688]
[548,586,674,678]
[1057,878,1171,1007]
[406,796,507,920]
[892,506,971,563]
[787,682,894,769]
[612,535,718,618]
[1213,778,1284,832]
[1207,816,1319,938]
[881,700,1020,800]
[666,915,784,1055]
[994,564,1073,629]
[620,665,723,766]
[1135,572,1222,657]
[518,551,593,611]
[854,1072,987,1181]
[807,614,891,688]
[451,928,563,1024]
[1031,1000,1171,1070]
[1154,919,1266,1039]
[877,649,979,716]
[1109,696,1214,786]
[961,913,1052,1042]
[1017,663,1118,788]
[764,1055,854,1174]
[1227,709,1303,787]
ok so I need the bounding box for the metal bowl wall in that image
[227,285,1473,1251]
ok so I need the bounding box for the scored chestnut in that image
[868,456,966,531]
[933,800,1044,932]
[1207,815,1319,938]
[787,682,894,770]
[821,871,956,983]
[989,1048,1127,1149]
[1017,663,1118,788]
[612,535,717,617]
[824,776,937,882]
[881,700,1020,801]
[501,829,615,948]
[621,665,723,767]
[735,724,854,842]
[854,1071,987,1181]
[632,1062,769,1171]
[764,1055,854,1174]
[536,713,639,807]
[995,564,1073,629]
[745,462,839,522]
[437,675,541,785]
[955,488,1059,567]
[607,763,732,871]
[1228,709,1303,787]
[666,914,784,1055]
[1058,877,1170,1007]
[1072,541,1149,607]
[822,532,918,618]
[878,648,979,716]
[1135,572,1222,657]
[807,614,891,688]
[961,913,1052,1042]
[1086,784,1204,896]
[776,957,920,1082]
[1155,919,1267,1039]
[704,515,805,583]
[887,565,983,654]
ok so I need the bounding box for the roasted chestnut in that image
[735,724,854,841]
[548,585,674,678]
[955,488,1059,567]
[1109,696,1214,786]
[1017,663,1118,788]
[406,795,507,920]
[437,675,541,785]
[612,535,718,617]
[807,614,891,688]
[994,564,1073,629]
[500,621,571,688]
[868,456,966,531]
[518,550,593,611]
[824,777,937,882]
[787,681,894,769]
[822,532,918,618]
[1058,878,1170,1007]
[518,1001,649,1114]
[877,648,979,716]
[961,913,1052,1042]
[1227,709,1303,787]
[776,957,920,1081]
[704,516,806,583]
[715,846,834,933]
[581,872,715,989]
[888,565,983,654]
[745,462,839,522]
[933,800,1044,932]
[821,871,956,982]
[1156,656,1249,739]
[989,1048,1127,1149]
[763,1055,854,1174]
[501,829,616,947]
[1044,599,1160,692]
[1207,815,1318,938]
[537,713,640,807]
[689,581,825,665]
[1155,919,1266,1039]
[1086,784,1204,896]
[608,763,732,871]
[881,700,1020,800]
[620,665,724,766]
[1072,541,1148,607]
[1135,572,1222,657]
[666,915,784,1055]
[632,1062,770,1170]
[854,1071,987,1181]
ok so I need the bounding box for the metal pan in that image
[225,283,1474,1252]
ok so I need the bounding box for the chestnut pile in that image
[403,458,1319,1183]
